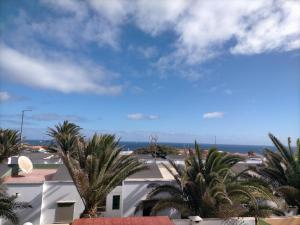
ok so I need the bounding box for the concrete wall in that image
[173,218,256,225]
[4,183,43,225]
[122,180,180,218]
[103,186,122,217]
[40,181,84,224]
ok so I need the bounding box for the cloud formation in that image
[203,112,224,119]
[146,0,300,65]
[0,45,122,95]
[0,91,11,102]
[29,113,86,122]
[127,113,159,121]
[2,0,299,86]
[16,0,300,64]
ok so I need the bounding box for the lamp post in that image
[20,109,32,144]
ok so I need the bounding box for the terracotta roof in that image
[265,216,300,225]
[72,216,173,225]
[3,169,57,184]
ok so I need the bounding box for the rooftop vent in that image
[188,216,203,224]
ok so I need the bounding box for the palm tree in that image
[48,121,147,217]
[137,142,278,219]
[0,179,31,224]
[257,133,300,210]
[0,128,30,224]
[0,128,21,163]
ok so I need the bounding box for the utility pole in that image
[214,135,217,146]
[20,109,32,144]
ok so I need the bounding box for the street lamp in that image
[20,109,32,144]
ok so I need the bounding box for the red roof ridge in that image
[72,216,173,225]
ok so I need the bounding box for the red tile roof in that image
[72,216,173,225]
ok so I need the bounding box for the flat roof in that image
[19,151,60,159]
[51,164,72,181]
[128,163,163,179]
[3,169,57,184]
[0,164,10,177]
[136,154,186,161]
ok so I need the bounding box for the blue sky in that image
[0,0,299,145]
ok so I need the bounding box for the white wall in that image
[4,184,43,225]
[40,181,84,224]
[173,218,256,225]
[103,186,122,217]
[122,180,180,218]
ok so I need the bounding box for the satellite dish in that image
[23,222,33,225]
[18,156,33,174]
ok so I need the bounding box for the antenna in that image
[18,156,33,174]
[149,134,158,161]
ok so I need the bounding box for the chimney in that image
[9,156,19,177]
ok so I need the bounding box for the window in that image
[112,195,120,210]
[55,202,74,223]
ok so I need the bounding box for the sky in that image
[0,0,299,145]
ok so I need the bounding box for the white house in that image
[0,152,264,224]
[0,156,180,224]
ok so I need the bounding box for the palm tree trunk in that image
[255,215,258,225]
[80,205,98,218]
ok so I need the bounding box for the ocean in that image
[25,140,274,154]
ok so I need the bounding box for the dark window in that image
[143,207,152,216]
[112,195,120,210]
[55,202,74,223]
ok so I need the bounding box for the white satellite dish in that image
[18,156,33,174]
[23,222,33,225]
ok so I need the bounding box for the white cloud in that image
[92,0,300,65]
[127,113,159,120]
[155,0,300,65]
[137,46,158,58]
[88,0,132,25]
[203,112,224,119]
[231,1,300,54]
[24,0,123,49]
[0,45,122,95]
[0,91,11,102]
[3,0,300,82]
[30,113,86,122]
[36,1,300,58]
[128,45,158,59]
[133,0,189,35]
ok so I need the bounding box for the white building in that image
[0,152,263,225]
[0,154,182,225]
[1,165,84,225]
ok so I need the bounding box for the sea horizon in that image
[25,139,275,154]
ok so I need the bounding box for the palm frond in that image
[48,121,146,217]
